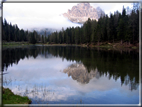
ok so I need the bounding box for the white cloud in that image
[3,2,134,30]
[3,3,82,30]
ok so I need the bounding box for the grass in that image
[2,87,31,104]
[2,42,32,47]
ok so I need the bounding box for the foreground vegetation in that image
[2,87,31,104]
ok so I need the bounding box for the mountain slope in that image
[63,3,105,23]
[30,28,56,37]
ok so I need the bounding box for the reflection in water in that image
[63,63,99,84]
[2,46,139,104]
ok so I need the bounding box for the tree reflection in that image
[2,46,139,91]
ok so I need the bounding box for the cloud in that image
[3,3,82,30]
[3,2,133,31]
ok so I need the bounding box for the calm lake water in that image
[2,45,139,104]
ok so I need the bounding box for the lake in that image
[2,45,139,104]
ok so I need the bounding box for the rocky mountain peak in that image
[63,3,105,24]
[77,3,90,8]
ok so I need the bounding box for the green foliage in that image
[2,87,31,104]
[29,31,37,44]
[84,18,92,43]
[2,19,41,44]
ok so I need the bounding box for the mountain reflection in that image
[2,46,139,91]
[63,63,99,84]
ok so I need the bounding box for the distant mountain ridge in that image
[63,3,105,23]
[30,28,56,37]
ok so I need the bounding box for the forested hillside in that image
[2,19,47,44]
[48,5,139,45]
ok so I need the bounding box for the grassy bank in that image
[2,42,32,47]
[2,87,31,104]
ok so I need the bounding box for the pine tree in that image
[84,18,92,44]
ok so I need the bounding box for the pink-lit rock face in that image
[63,63,99,84]
[63,3,105,23]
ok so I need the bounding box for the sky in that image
[1,0,135,31]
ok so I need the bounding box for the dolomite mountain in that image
[63,3,105,23]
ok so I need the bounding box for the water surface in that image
[2,46,139,104]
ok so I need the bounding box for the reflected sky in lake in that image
[2,46,139,104]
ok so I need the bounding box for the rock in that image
[63,3,105,23]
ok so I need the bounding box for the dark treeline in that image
[2,19,47,44]
[48,4,139,45]
[2,46,139,91]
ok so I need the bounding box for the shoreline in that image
[37,42,139,49]
[2,41,139,50]
[2,87,31,104]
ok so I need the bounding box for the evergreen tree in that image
[84,18,92,44]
